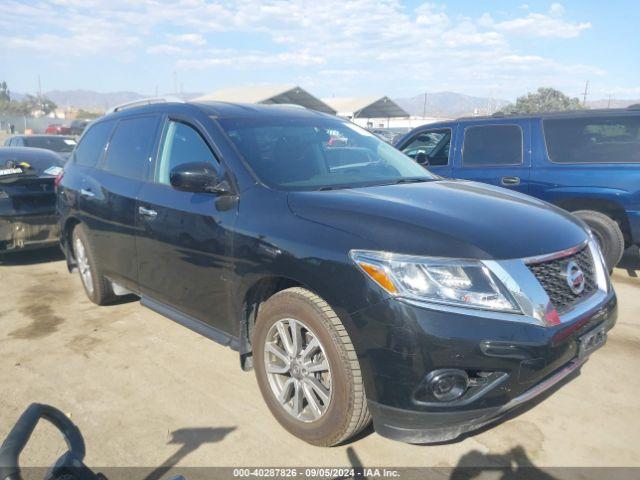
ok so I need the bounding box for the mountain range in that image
[11,89,640,117]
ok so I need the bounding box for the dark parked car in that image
[1,147,63,254]
[57,100,616,446]
[69,119,89,136]
[4,134,77,159]
[395,108,640,270]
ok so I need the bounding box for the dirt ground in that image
[0,247,639,472]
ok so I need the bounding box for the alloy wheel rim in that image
[74,237,94,295]
[264,318,332,423]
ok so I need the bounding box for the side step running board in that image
[141,296,239,351]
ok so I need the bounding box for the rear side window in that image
[544,115,640,163]
[104,116,160,180]
[156,121,218,185]
[74,120,115,167]
[463,125,522,166]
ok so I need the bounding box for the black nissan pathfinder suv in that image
[57,100,616,446]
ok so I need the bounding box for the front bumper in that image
[0,214,60,252]
[369,356,586,443]
[350,290,617,444]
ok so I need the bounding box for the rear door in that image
[88,115,162,291]
[397,127,455,178]
[453,120,530,194]
[136,116,238,335]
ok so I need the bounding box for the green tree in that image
[75,109,102,120]
[16,94,58,116]
[501,87,584,114]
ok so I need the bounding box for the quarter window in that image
[463,125,522,166]
[74,120,115,167]
[156,121,218,185]
[104,116,160,180]
[401,129,451,166]
[544,116,640,163]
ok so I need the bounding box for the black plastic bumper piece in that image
[369,357,586,444]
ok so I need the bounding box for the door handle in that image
[501,176,521,186]
[80,188,95,198]
[138,206,158,219]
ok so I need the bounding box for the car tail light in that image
[54,171,64,188]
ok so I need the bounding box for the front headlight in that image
[350,250,521,313]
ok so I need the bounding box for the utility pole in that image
[38,74,42,97]
[607,94,612,108]
[173,71,178,95]
[582,80,589,106]
[422,92,427,118]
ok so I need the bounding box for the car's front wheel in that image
[72,224,116,305]
[253,287,370,446]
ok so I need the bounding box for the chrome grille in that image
[528,247,597,314]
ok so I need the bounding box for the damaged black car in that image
[0,147,63,255]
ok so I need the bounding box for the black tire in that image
[71,224,116,305]
[253,287,371,446]
[573,210,624,271]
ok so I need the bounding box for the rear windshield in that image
[217,116,434,191]
[543,115,640,163]
[24,136,77,153]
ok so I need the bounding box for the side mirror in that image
[415,152,430,166]
[169,162,229,194]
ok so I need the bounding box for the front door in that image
[453,120,530,194]
[136,118,238,335]
[398,127,454,178]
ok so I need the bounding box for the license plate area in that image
[578,325,607,359]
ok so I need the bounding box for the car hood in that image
[287,180,589,260]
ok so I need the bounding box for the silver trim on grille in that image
[523,239,589,265]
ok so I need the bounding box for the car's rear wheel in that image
[253,287,370,446]
[573,210,624,271]
[72,224,116,305]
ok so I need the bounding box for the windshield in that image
[218,116,435,190]
[24,136,77,153]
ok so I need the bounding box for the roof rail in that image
[108,96,185,113]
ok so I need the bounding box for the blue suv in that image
[396,108,640,270]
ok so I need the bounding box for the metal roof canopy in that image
[194,85,336,114]
[324,96,409,118]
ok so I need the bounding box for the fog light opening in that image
[426,369,469,402]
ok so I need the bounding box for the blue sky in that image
[0,0,638,101]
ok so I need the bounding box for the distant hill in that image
[13,89,204,112]
[394,91,511,118]
[46,90,145,111]
[586,98,640,109]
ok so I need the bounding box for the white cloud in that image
[146,44,186,55]
[484,4,591,39]
[166,33,206,46]
[549,3,565,16]
[176,49,325,69]
[0,0,612,98]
